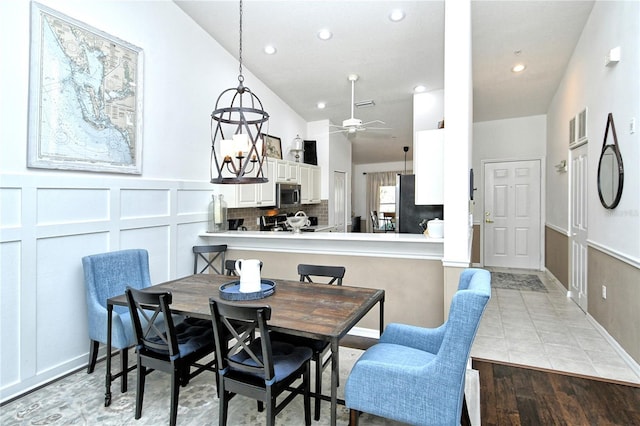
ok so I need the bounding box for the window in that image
[379,186,396,214]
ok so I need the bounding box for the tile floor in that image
[471,267,640,384]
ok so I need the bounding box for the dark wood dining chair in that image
[272,263,346,420]
[209,299,312,426]
[370,210,381,233]
[193,244,227,274]
[125,287,216,426]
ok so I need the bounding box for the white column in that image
[443,0,473,317]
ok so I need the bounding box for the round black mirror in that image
[597,114,624,209]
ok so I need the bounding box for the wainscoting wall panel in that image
[545,225,568,289]
[589,246,640,365]
[0,173,213,402]
[0,240,21,387]
[1,188,22,227]
[120,189,170,219]
[37,188,109,224]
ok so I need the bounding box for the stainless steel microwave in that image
[276,184,301,209]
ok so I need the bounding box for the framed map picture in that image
[27,2,144,174]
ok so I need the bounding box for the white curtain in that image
[366,171,401,232]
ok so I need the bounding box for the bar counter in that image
[199,230,446,332]
[199,230,444,260]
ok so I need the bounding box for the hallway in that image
[471,268,640,384]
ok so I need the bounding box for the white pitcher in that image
[235,259,262,293]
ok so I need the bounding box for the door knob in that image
[485,212,493,223]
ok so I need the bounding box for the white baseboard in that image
[544,269,640,380]
[586,314,640,380]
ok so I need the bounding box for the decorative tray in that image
[219,279,276,301]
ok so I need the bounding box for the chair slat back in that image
[126,287,179,358]
[209,300,275,381]
[193,244,227,274]
[298,264,346,286]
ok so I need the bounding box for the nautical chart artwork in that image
[28,2,143,174]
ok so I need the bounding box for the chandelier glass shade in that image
[210,0,270,184]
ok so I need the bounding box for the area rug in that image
[0,347,396,426]
[491,272,547,292]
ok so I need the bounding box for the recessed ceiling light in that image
[414,85,427,93]
[389,9,405,22]
[264,45,277,55]
[317,29,333,41]
[512,64,526,73]
[317,102,326,109]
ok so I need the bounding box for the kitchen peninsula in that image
[199,230,445,335]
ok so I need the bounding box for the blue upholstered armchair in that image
[345,268,491,426]
[82,249,152,389]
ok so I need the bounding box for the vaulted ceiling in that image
[175,1,594,164]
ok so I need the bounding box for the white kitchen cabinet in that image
[414,129,444,205]
[299,164,321,204]
[214,159,276,208]
[276,160,299,184]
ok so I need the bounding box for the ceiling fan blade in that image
[364,127,392,131]
[328,129,348,135]
[361,120,386,126]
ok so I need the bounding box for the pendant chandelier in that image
[210,0,269,184]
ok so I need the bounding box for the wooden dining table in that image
[105,273,385,425]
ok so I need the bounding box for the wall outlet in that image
[602,285,607,300]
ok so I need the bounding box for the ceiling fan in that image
[329,74,391,135]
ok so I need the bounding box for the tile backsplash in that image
[227,201,328,231]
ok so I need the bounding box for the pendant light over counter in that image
[210,0,270,184]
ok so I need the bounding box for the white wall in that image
[472,115,547,224]
[414,89,445,132]
[0,0,306,401]
[546,0,639,261]
[307,120,352,228]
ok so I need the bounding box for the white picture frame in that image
[27,2,144,174]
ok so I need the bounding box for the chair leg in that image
[135,362,145,420]
[461,394,471,426]
[219,383,228,426]
[170,368,181,426]
[120,349,128,393]
[304,361,311,426]
[266,388,275,426]
[87,340,99,374]
[314,357,322,421]
[349,409,360,426]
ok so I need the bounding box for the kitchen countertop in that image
[199,230,444,259]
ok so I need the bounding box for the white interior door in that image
[333,171,346,232]
[483,160,541,269]
[570,144,588,311]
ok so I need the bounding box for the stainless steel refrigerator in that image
[395,174,444,234]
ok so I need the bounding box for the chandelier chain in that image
[238,0,243,82]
